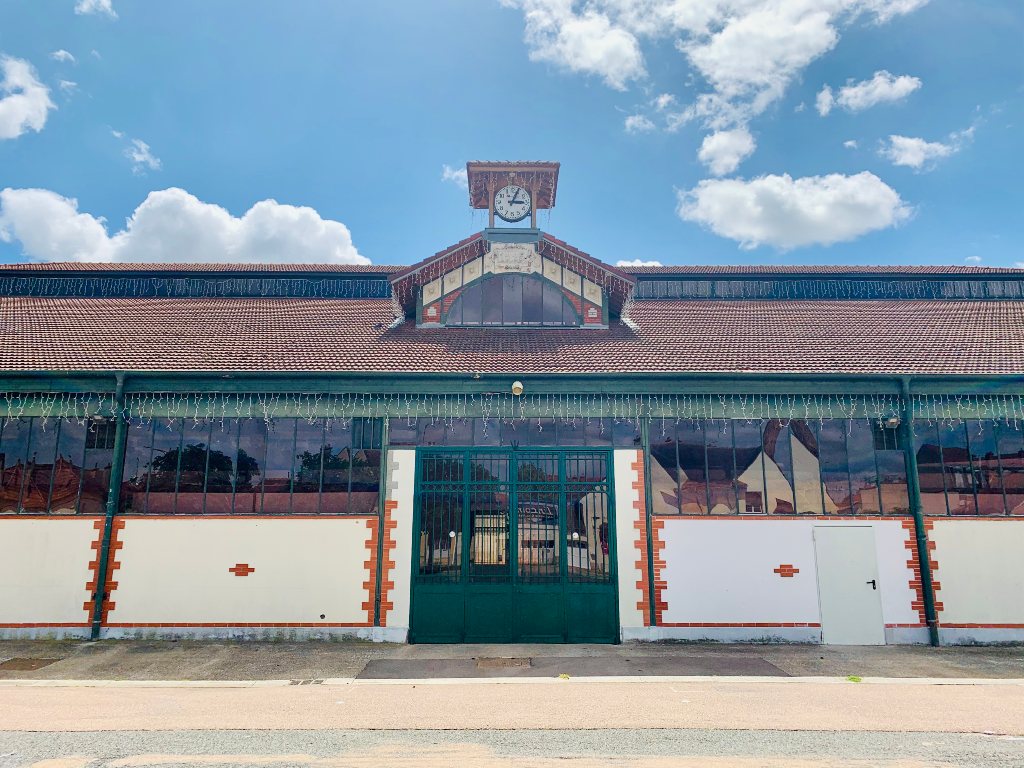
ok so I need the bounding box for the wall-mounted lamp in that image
[885,416,901,429]
[511,380,524,396]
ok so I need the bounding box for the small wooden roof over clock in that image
[466,161,560,211]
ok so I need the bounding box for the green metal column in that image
[373,417,389,627]
[90,373,128,640]
[899,376,940,647]
[639,413,656,627]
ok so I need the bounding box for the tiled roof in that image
[2,261,1022,277]
[1,296,1022,375]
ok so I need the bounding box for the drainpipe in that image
[899,376,940,647]
[639,408,656,628]
[373,417,389,627]
[90,373,127,641]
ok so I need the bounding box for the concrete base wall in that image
[98,626,406,642]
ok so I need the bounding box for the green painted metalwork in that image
[373,418,390,626]
[901,377,940,646]
[409,447,617,643]
[90,374,126,640]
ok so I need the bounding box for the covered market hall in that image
[1,162,1023,646]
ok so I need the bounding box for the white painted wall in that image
[0,518,97,633]
[656,518,919,641]
[613,449,646,630]
[109,518,373,627]
[931,520,1024,630]
[385,449,416,634]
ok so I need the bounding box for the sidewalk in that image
[1,639,1022,682]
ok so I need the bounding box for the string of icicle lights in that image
[635,278,1024,301]
[0,276,392,299]
[3,392,1024,431]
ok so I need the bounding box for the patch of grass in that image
[846,675,863,683]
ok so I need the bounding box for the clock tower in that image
[466,161,560,228]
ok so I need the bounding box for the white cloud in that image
[652,93,676,111]
[818,70,921,116]
[616,259,664,267]
[964,255,981,264]
[677,171,913,250]
[123,138,161,174]
[50,49,76,64]
[878,125,974,171]
[697,126,756,176]
[58,80,78,94]
[75,0,117,18]
[843,139,858,149]
[0,187,368,264]
[441,164,468,190]
[0,56,56,140]
[624,113,655,133]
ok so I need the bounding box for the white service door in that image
[813,526,885,645]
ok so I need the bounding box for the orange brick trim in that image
[941,623,1024,629]
[631,451,666,625]
[228,563,255,577]
[102,622,374,628]
[902,519,942,626]
[0,622,91,628]
[652,514,907,521]
[363,499,398,627]
[774,564,800,578]
[83,517,125,625]
[651,518,666,624]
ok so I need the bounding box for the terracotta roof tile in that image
[1,297,1022,375]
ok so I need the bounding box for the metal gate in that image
[410,449,617,643]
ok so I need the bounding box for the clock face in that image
[494,185,532,223]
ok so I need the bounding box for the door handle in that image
[866,579,877,590]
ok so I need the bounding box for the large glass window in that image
[116,417,381,515]
[998,424,1024,515]
[0,417,110,515]
[847,420,880,514]
[705,420,737,514]
[913,421,948,516]
[938,421,975,516]
[443,274,582,327]
[388,417,638,449]
[967,420,1003,515]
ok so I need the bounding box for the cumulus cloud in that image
[503,1,929,129]
[0,187,368,264]
[616,259,664,267]
[75,0,117,18]
[879,126,973,170]
[816,70,921,116]
[50,49,76,64]
[677,172,913,250]
[624,113,655,133]
[441,164,468,190]
[697,127,755,176]
[0,56,56,140]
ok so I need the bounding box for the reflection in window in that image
[873,422,909,514]
[998,425,1024,515]
[763,420,795,514]
[791,420,823,514]
[847,420,880,514]
[938,421,975,516]
[734,420,765,514]
[387,417,638,448]
[705,420,737,514]
[52,420,87,514]
[967,420,1003,515]
[22,420,59,513]
[444,274,581,327]
[818,420,852,514]
[913,421,948,516]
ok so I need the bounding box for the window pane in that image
[388,418,418,446]
[262,419,295,513]
[523,277,543,323]
[913,421,947,516]
[51,419,86,514]
[147,420,182,514]
[502,274,523,325]
[234,420,266,514]
[763,419,795,514]
[612,419,641,448]
[791,419,823,514]
[175,421,210,515]
[0,417,31,513]
[473,417,501,446]
[292,420,324,514]
[542,281,564,325]
[848,420,880,514]
[204,421,238,514]
[649,423,681,515]
[734,420,765,514]
[80,422,114,516]
[584,418,612,447]
[677,420,708,514]
[461,283,481,325]
[557,419,588,446]
[445,418,474,446]
[22,419,59,513]
[351,438,381,514]
[482,279,503,324]
[420,420,445,446]
[321,420,352,514]
[967,420,1003,515]
[818,420,850,514]
[705,420,737,514]
[120,421,153,513]
[998,425,1024,516]
[939,421,975,515]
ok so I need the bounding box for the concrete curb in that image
[1,675,1022,688]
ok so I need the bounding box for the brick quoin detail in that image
[774,564,800,578]
[632,451,666,626]
[902,519,942,626]
[83,517,125,625]
[363,499,398,626]
[228,563,255,577]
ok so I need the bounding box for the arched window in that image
[445,274,582,327]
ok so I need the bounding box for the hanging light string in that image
[3,391,1022,433]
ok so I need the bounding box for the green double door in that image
[410,449,618,643]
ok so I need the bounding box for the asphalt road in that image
[1,677,1023,767]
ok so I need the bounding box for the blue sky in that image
[0,0,1021,268]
